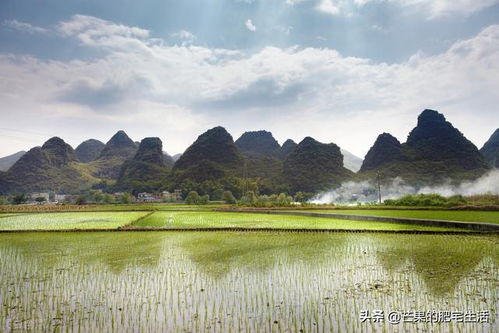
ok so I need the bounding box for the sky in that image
[0,0,498,158]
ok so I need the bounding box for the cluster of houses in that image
[29,192,67,204]
[137,189,183,202]
[28,189,183,204]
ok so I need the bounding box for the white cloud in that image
[0,15,498,158]
[316,0,341,15]
[245,19,256,31]
[3,19,48,34]
[170,30,196,46]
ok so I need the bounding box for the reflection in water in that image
[0,232,497,332]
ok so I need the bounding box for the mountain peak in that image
[280,139,297,158]
[360,133,401,172]
[283,136,352,193]
[42,137,68,150]
[75,139,105,163]
[480,128,499,168]
[235,130,280,157]
[41,137,77,167]
[134,137,164,165]
[173,126,242,177]
[98,130,137,159]
[108,130,135,146]
[417,109,446,125]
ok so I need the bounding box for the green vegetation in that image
[292,209,499,223]
[115,137,170,193]
[0,232,496,331]
[282,137,354,193]
[0,212,148,230]
[131,211,462,231]
[383,193,468,207]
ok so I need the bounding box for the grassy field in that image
[130,211,464,231]
[0,212,149,230]
[289,209,499,223]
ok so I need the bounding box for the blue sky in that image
[0,0,498,157]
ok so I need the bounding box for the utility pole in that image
[243,159,248,197]
[376,171,382,204]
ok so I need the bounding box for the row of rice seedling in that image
[0,212,149,230]
[132,211,463,231]
[0,232,496,332]
[291,209,499,224]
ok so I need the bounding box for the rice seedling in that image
[132,211,464,231]
[0,212,149,230]
[0,232,495,332]
[290,209,499,224]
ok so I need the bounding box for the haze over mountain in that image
[480,129,499,168]
[0,109,493,197]
[0,151,26,172]
[340,149,363,173]
[75,139,105,163]
[359,110,490,184]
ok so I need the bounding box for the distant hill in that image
[359,109,490,184]
[282,137,354,194]
[340,149,363,172]
[0,151,25,171]
[360,133,403,172]
[75,139,105,163]
[87,130,138,179]
[172,153,182,161]
[235,131,283,189]
[163,152,175,167]
[0,137,98,194]
[280,139,297,158]
[116,137,170,193]
[480,128,499,168]
[174,127,242,171]
[235,130,280,157]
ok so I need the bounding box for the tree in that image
[222,190,236,204]
[11,193,27,205]
[198,194,210,205]
[35,196,46,204]
[103,194,114,204]
[0,196,7,205]
[75,195,87,205]
[294,192,307,202]
[185,191,200,204]
[120,193,134,204]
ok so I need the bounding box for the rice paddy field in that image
[0,212,150,230]
[290,209,499,224]
[131,211,463,231]
[0,232,496,332]
[0,211,468,232]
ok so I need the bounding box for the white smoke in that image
[311,169,499,204]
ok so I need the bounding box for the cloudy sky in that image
[0,0,498,158]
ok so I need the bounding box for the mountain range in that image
[0,109,496,197]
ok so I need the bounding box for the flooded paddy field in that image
[0,232,497,332]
